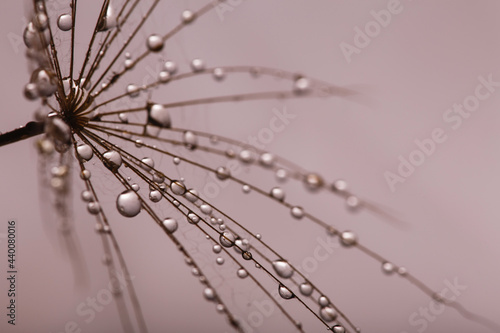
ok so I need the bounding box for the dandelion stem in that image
[0,121,45,147]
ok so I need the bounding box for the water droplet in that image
[346,195,361,211]
[318,295,329,307]
[80,170,91,180]
[212,244,222,254]
[162,217,178,233]
[299,282,313,296]
[183,131,198,150]
[270,187,285,202]
[32,68,57,97]
[103,150,122,171]
[149,190,162,202]
[397,267,408,276]
[278,284,294,299]
[242,251,253,260]
[24,82,38,100]
[141,157,155,171]
[135,139,144,148]
[293,77,311,94]
[173,157,181,165]
[331,325,346,333]
[146,34,163,52]
[163,60,177,74]
[237,268,248,279]
[152,172,165,183]
[203,287,216,301]
[147,103,171,128]
[77,144,93,161]
[332,179,348,192]
[340,230,357,247]
[238,150,255,163]
[275,168,288,182]
[126,84,140,98]
[116,190,141,217]
[200,204,213,215]
[216,257,225,265]
[184,188,199,203]
[319,305,338,322]
[170,180,186,195]
[190,58,205,72]
[81,190,93,202]
[131,183,140,192]
[57,14,72,31]
[33,13,49,31]
[212,67,225,81]
[87,202,100,215]
[304,173,324,191]
[181,10,196,24]
[187,212,200,224]
[290,206,304,219]
[118,113,128,123]
[234,239,249,253]
[259,152,275,167]
[242,185,251,193]
[215,166,231,180]
[382,262,395,275]
[220,231,236,248]
[272,260,294,279]
[97,2,117,31]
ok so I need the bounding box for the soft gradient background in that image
[0,1,499,332]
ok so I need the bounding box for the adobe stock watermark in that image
[213,0,246,22]
[385,74,499,192]
[201,105,297,200]
[400,277,467,333]
[339,0,408,64]
[50,271,135,333]
[235,235,340,332]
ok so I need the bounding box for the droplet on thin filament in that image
[116,190,142,217]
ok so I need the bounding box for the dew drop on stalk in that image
[212,244,222,254]
[190,58,205,72]
[158,71,170,83]
[299,282,313,296]
[97,2,117,32]
[187,211,200,224]
[81,190,93,202]
[162,218,178,233]
[183,131,198,150]
[203,288,216,301]
[146,34,164,52]
[140,157,155,171]
[103,150,122,171]
[290,206,304,219]
[270,187,285,201]
[319,305,338,322]
[304,172,324,191]
[237,268,248,279]
[87,202,100,215]
[147,103,171,128]
[57,14,72,31]
[272,260,294,279]
[77,144,93,161]
[275,168,288,182]
[212,67,225,81]
[181,10,196,24]
[126,84,140,98]
[340,230,358,247]
[318,295,329,307]
[259,152,275,167]
[331,325,346,333]
[293,77,311,94]
[215,166,231,180]
[219,231,236,248]
[116,190,142,217]
[80,170,91,180]
[238,150,254,163]
[199,204,212,215]
[216,257,224,265]
[164,60,177,74]
[278,284,294,300]
[149,190,162,202]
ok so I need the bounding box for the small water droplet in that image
[147,103,171,128]
[270,187,285,202]
[332,179,348,192]
[203,287,216,301]
[149,190,162,202]
[183,131,198,150]
[278,284,294,300]
[382,262,395,275]
[164,60,177,74]
[318,295,329,307]
[259,152,275,167]
[87,202,100,215]
[81,190,93,202]
[331,325,346,333]
[237,268,248,279]
[242,185,251,193]
[304,173,324,191]
[187,212,200,224]
[242,251,253,260]
[169,180,187,196]
[77,144,93,161]
[340,230,357,247]
[293,76,311,94]
[212,244,222,254]
[212,67,225,81]
[200,204,213,215]
[173,157,181,165]
[238,150,254,163]
[126,84,140,98]
[162,217,178,233]
[140,157,155,171]
[215,166,231,180]
[216,257,225,265]
[80,170,91,180]
[181,10,196,24]
[190,58,205,72]
[116,190,141,217]
[290,206,304,219]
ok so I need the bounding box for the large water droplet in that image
[219,231,236,248]
[299,282,313,296]
[103,150,122,171]
[116,190,141,217]
[141,157,155,171]
[170,180,186,195]
[147,103,171,128]
[162,217,178,233]
[57,14,72,31]
[146,34,163,52]
[272,260,294,279]
[319,305,338,322]
[77,144,93,161]
[97,2,117,31]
